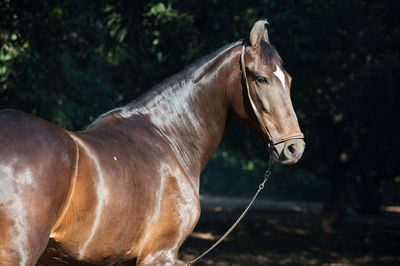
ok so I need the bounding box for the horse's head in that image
[236,20,305,165]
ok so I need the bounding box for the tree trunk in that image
[357,177,386,215]
[320,181,348,233]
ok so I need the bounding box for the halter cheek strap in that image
[240,45,304,148]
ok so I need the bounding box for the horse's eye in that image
[256,77,269,85]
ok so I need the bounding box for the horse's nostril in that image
[281,143,297,161]
[287,143,297,154]
[278,140,305,165]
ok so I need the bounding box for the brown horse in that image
[0,20,304,265]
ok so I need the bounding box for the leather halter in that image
[240,44,304,149]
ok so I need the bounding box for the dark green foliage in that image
[1,0,399,208]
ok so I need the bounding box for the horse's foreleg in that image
[136,175,200,266]
[136,209,185,266]
[0,152,76,265]
[137,248,177,266]
[0,193,55,266]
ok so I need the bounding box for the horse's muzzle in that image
[270,139,305,165]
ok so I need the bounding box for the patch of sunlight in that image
[279,258,293,265]
[266,219,279,225]
[356,255,374,264]
[255,255,271,264]
[290,205,303,212]
[0,66,6,75]
[212,206,223,212]
[322,263,351,266]
[298,255,318,265]
[382,206,400,213]
[243,161,254,171]
[274,225,311,235]
[329,251,339,257]
[190,232,217,241]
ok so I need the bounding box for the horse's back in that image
[0,109,76,176]
[0,109,76,265]
[0,108,75,154]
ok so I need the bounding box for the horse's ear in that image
[249,19,270,47]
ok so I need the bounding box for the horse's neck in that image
[120,45,241,181]
[86,44,241,191]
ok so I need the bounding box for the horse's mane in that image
[88,39,283,128]
[260,40,282,67]
[126,40,244,108]
[89,40,244,127]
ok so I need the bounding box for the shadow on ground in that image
[178,198,400,266]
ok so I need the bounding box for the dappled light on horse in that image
[0,20,304,265]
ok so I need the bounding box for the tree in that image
[1,0,399,232]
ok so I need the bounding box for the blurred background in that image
[1,0,399,265]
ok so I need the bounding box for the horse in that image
[0,20,305,265]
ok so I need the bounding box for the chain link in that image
[185,158,275,265]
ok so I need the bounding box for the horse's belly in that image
[45,133,162,263]
[48,173,155,263]
[48,187,155,263]
[39,238,139,265]
[48,204,150,263]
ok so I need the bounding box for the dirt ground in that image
[37,198,400,266]
[177,197,400,266]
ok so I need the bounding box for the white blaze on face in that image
[273,66,286,90]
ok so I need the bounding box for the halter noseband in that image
[240,44,304,149]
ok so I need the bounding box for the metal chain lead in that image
[185,158,275,266]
